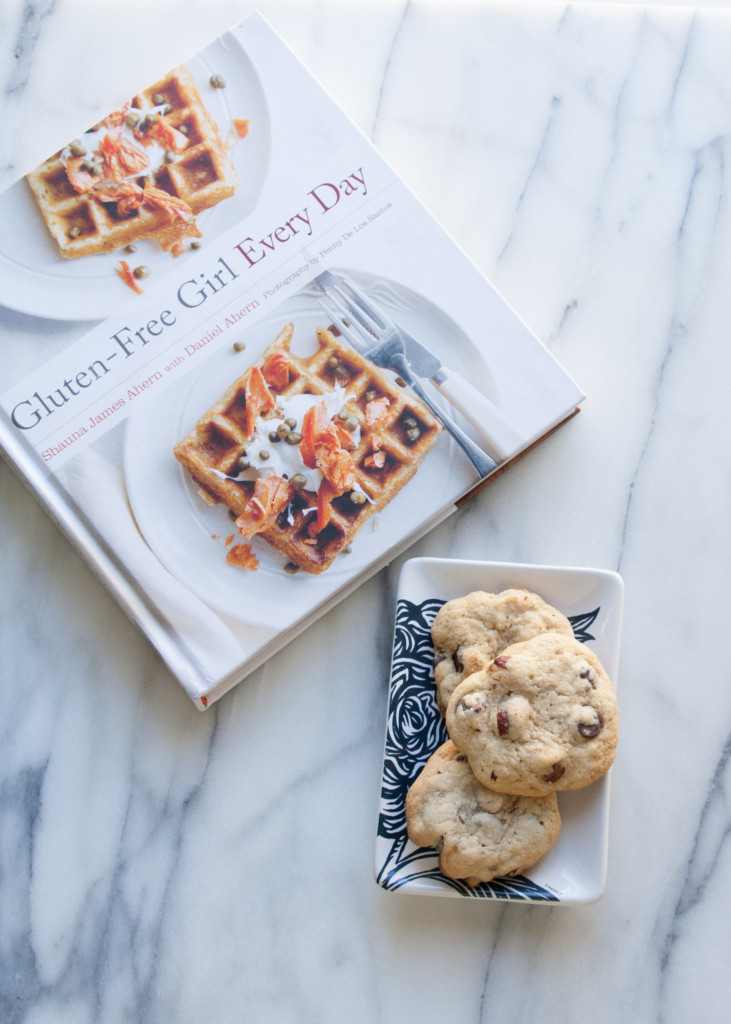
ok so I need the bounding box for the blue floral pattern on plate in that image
[376,597,599,900]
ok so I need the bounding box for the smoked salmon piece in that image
[302,402,356,489]
[261,350,290,390]
[64,157,100,193]
[235,476,293,539]
[142,181,196,225]
[333,419,357,450]
[148,118,190,154]
[92,181,145,216]
[365,396,390,455]
[114,260,144,295]
[226,543,259,571]
[312,478,339,535]
[365,396,390,427]
[314,427,357,492]
[99,130,151,180]
[300,400,331,470]
[244,366,276,437]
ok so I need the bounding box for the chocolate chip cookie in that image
[405,740,561,885]
[431,589,574,715]
[445,633,619,797]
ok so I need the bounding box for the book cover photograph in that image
[0,13,584,707]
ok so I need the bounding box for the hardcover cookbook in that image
[0,13,584,708]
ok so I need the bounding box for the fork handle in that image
[431,367,523,462]
[390,353,497,479]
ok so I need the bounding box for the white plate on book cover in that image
[375,557,623,904]
[0,33,269,322]
[123,273,487,630]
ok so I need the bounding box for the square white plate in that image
[374,557,624,904]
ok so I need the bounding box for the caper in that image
[342,416,358,432]
[178,123,190,135]
[237,456,250,471]
[190,241,201,250]
[290,473,307,490]
[125,244,137,254]
[284,417,297,429]
[69,140,86,157]
[153,93,166,105]
[132,265,151,280]
[276,423,291,440]
[228,509,237,521]
[406,427,421,442]
[395,376,407,388]
[285,431,302,445]
[163,149,175,164]
[365,389,378,402]
[283,562,301,575]
[124,111,140,128]
[350,491,367,505]
[233,341,246,352]
[402,416,418,430]
[334,366,350,382]
[259,449,270,461]
[327,355,340,369]
[210,73,227,89]
[268,431,282,444]
[69,225,82,238]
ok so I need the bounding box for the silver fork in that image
[315,272,497,478]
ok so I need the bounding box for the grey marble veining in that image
[2,0,731,1022]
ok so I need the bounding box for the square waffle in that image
[26,64,238,258]
[174,323,443,574]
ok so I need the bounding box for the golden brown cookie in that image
[431,589,574,715]
[406,741,561,885]
[445,633,619,797]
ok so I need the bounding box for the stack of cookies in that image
[405,589,619,887]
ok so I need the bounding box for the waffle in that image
[26,64,238,258]
[174,323,443,574]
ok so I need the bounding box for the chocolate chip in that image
[580,666,596,687]
[456,803,470,823]
[493,655,511,669]
[542,763,565,784]
[452,648,464,671]
[457,696,485,715]
[497,710,510,736]
[490,770,498,781]
[577,710,603,738]
[433,650,447,667]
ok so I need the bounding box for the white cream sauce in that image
[214,386,372,506]
[60,103,172,182]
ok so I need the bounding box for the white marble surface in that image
[2,0,731,1020]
